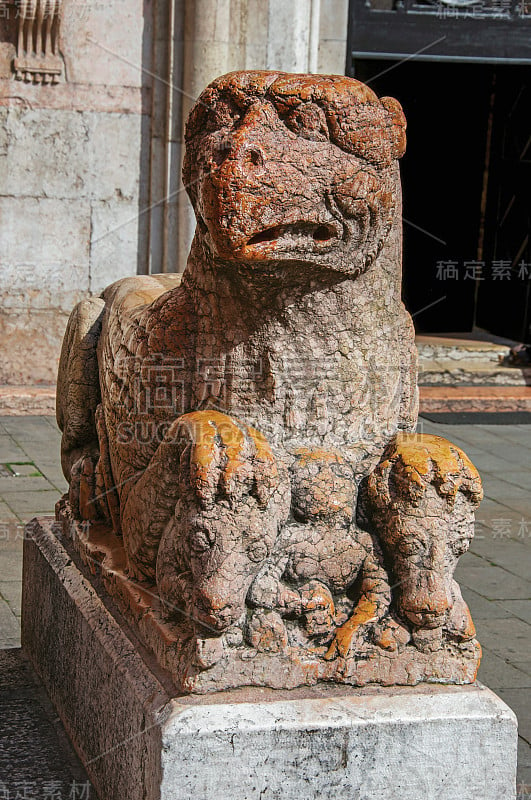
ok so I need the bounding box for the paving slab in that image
[516,740,531,791]
[494,471,531,492]
[457,564,531,600]
[1,549,24,582]
[0,435,31,463]
[0,581,22,617]
[0,501,20,523]
[0,526,27,551]
[460,586,513,620]
[0,648,93,797]
[468,538,531,582]
[7,463,46,478]
[475,651,531,690]
[0,416,61,442]
[476,497,524,518]
[472,453,527,476]
[3,490,60,517]
[482,488,531,512]
[497,601,531,625]
[456,550,485,568]
[481,442,531,465]
[0,598,20,641]
[0,476,58,494]
[520,736,531,765]
[474,619,531,662]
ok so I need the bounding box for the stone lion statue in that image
[56,71,482,691]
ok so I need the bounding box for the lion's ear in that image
[380,96,407,160]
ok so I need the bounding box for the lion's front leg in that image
[245,554,302,652]
[68,445,106,522]
[247,554,299,614]
[66,404,120,529]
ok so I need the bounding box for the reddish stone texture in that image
[55,71,483,692]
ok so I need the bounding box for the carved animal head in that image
[179,495,288,633]
[156,414,291,635]
[366,433,482,631]
[183,71,406,282]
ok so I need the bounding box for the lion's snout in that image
[193,586,242,633]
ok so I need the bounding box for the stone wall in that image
[0,0,348,398]
[0,0,150,391]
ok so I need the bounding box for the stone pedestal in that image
[22,518,518,800]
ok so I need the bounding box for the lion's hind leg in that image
[57,295,108,520]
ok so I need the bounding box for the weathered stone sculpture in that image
[56,71,483,692]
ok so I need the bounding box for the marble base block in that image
[22,518,518,800]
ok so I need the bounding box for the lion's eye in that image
[247,540,269,563]
[284,103,328,141]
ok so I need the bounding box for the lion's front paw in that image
[371,618,411,652]
[193,636,225,668]
[299,580,336,639]
[171,410,280,508]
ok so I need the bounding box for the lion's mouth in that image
[245,221,340,250]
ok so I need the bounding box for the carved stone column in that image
[147,0,349,274]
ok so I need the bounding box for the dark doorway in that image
[476,70,531,341]
[351,60,531,340]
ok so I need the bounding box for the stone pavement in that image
[419,416,531,793]
[0,415,530,791]
[0,649,93,798]
[0,416,67,650]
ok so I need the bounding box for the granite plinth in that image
[22,517,517,800]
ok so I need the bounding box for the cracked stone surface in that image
[54,70,484,692]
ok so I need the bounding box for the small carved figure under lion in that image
[55,71,483,693]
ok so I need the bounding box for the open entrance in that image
[350,61,530,342]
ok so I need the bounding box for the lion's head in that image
[183,71,406,281]
[366,433,482,632]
